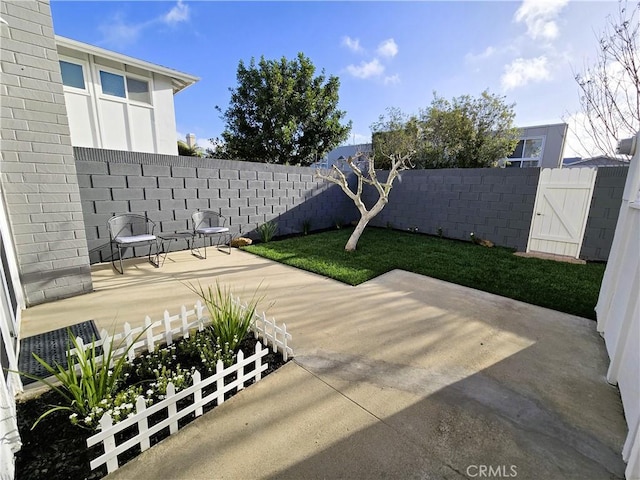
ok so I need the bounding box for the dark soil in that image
[15,335,287,480]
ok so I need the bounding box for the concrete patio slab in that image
[20,249,627,479]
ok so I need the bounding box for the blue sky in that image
[50,0,621,157]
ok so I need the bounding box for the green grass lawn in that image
[244,227,606,320]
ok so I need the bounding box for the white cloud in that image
[342,36,363,53]
[164,0,190,25]
[514,0,569,41]
[346,58,384,79]
[196,137,216,150]
[98,15,145,49]
[562,112,615,158]
[465,46,496,63]
[377,38,398,58]
[342,132,371,146]
[383,74,400,85]
[501,56,551,90]
[99,1,190,48]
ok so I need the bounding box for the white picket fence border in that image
[87,342,269,473]
[72,297,293,363]
[252,310,293,361]
[67,296,293,473]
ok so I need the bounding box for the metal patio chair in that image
[107,214,158,274]
[191,210,232,258]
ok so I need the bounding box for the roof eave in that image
[55,35,200,94]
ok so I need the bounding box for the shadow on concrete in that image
[272,345,626,480]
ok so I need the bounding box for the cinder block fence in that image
[73,148,356,263]
[74,147,627,264]
[362,168,540,252]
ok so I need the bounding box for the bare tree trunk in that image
[316,109,417,251]
[344,196,388,251]
[345,215,370,252]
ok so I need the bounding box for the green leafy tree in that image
[371,107,420,169]
[372,91,520,169]
[219,53,351,165]
[177,140,202,157]
[417,91,520,168]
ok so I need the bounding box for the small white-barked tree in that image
[316,108,418,251]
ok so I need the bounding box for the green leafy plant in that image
[16,328,143,429]
[71,384,152,429]
[179,330,236,369]
[186,281,263,356]
[437,227,443,238]
[257,220,278,243]
[302,219,312,235]
[133,344,194,395]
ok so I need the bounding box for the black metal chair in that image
[107,214,158,274]
[191,210,231,258]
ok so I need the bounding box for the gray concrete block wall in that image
[363,168,540,251]
[73,145,624,264]
[580,167,628,261]
[0,0,92,305]
[74,148,355,263]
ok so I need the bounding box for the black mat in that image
[18,320,101,385]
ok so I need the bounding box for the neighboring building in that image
[506,123,568,169]
[312,143,372,170]
[562,157,583,167]
[564,156,631,168]
[318,124,568,172]
[56,36,199,155]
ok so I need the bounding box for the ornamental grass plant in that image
[15,328,144,429]
[185,281,263,360]
[257,220,278,243]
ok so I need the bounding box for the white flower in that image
[69,413,78,419]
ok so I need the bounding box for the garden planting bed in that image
[15,334,287,480]
[13,288,293,479]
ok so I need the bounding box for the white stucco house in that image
[56,35,199,155]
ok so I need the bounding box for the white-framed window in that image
[98,68,151,105]
[507,137,545,168]
[59,58,87,91]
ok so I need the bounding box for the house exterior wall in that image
[580,167,628,261]
[595,132,640,479]
[0,0,93,306]
[73,148,356,263]
[152,75,178,155]
[518,123,567,169]
[57,45,179,155]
